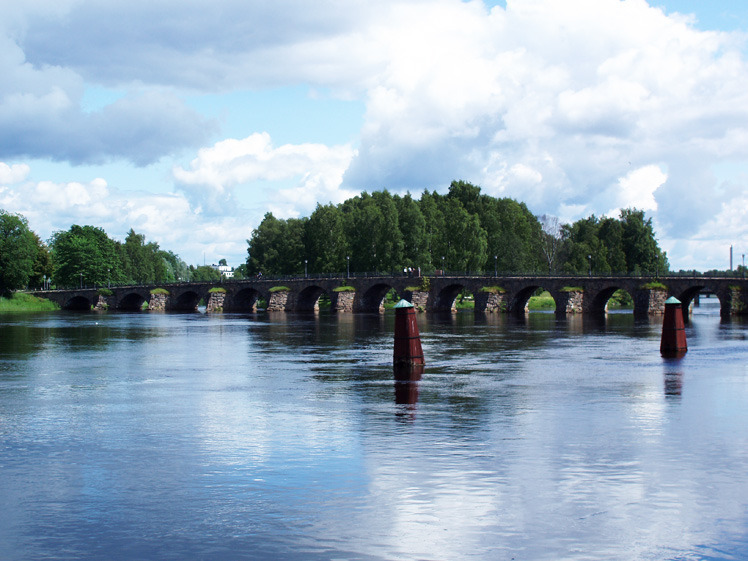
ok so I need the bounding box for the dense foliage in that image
[0,211,195,290]
[245,181,669,276]
[0,210,41,294]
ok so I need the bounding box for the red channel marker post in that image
[660,296,687,357]
[393,299,424,366]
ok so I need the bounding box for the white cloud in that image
[0,164,250,266]
[173,132,356,216]
[1,0,747,270]
[0,162,29,184]
[608,164,667,216]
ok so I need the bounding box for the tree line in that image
[0,211,211,294]
[0,180,671,295]
[246,180,669,277]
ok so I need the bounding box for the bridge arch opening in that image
[64,295,93,311]
[173,291,201,312]
[296,285,331,312]
[117,292,148,312]
[511,285,556,315]
[676,285,706,316]
[359,283,401,313]
[434,283,477,312]
[226,288,263,312]
[591,287,634,314]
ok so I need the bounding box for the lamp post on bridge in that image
[304,259,308,278]
[80,272,83,289]
[108,269,110,288]
[346,256,350,278]
[43,275,47,291]
[494,255,497,278]
[587,254,592,277]
[441,256,445,276]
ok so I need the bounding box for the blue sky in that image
[1,0,747,271]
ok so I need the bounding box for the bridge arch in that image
[225,287,263,312]
[64,295,94,311]
[432,283,468,312]
[117,292,148,311]
[172,290,201,312]
[587,285,637,315]
[356,282,400,313]
[674,284,708,317]
[296,285,329,312]
[509,284,556,316]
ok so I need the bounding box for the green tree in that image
[418,190,445,270]
[161,250,190,282]
[305,203,347,273]
[619,208,668,274]
[189,265,221,282]
[394,192,430,270]
[29,233,54,289]
[121,229,168,284]
[50,225,124,287]
[597,217,627,273]
[439,197,487,272]
[0,210,37,294]
[246,213,307,275]
[341,191,404,273]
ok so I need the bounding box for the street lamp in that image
[346,256,350,278]
[108,268,110,288]
[743,254,745,278]
[442,256,445,275]
[587,254,592,277]
[494,255,497,278]
[43,275,46,290]
[80,272,83,289]
[304,259,308,278]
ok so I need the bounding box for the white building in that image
[211,263,234,279]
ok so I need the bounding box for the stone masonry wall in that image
[634,288,668,317]
[331,290,355,312]
[475,291,506,312]
[409,291,429,311]
[554,290,583,314]
[267,290,291,311]
[206,291,226,313]
[148,292,168,311]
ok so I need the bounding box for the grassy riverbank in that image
[0,293,59,312]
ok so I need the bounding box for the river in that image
[1,300,747,560]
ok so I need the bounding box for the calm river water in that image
[1,300,747,561]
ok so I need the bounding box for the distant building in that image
[211,263,234,279]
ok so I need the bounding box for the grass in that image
[150,287,170,295]
[0,292,59,312]
[208,287,227,293]
[640,281,667,290]
[480,286,506,294]
[527,291,555,310]
[269,286,290,293]
[332,286,355,292]
[560,286,583,292]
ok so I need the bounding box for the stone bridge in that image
[32,274,747,318]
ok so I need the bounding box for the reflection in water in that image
[393,364,424,408]
[1,306,748,561]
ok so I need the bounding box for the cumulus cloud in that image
[0,26,215,165]
[1,0,747,269]
[0,165,249,265]
[173,132,356,216]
